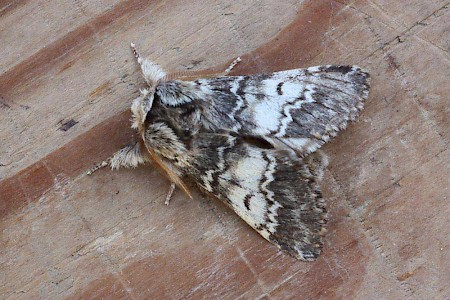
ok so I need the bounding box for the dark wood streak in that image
[58,119,79,131]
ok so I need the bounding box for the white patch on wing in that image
[197,79,214,94]
[261,73,306,99]
[232,149,265,184]
[253,101,282,134]
[221,147,271,231]
[307,66,322,73]
[280,81,306,98]
[241,90,258,105]
[250,77,309,135]
[259,78,281,98]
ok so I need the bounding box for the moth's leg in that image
[86,160,110,175]
[223,57,242,75]
[87,142,150,175]
[130,43,166,87]
[164,182,176,206]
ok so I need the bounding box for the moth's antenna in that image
[130,42,166,88]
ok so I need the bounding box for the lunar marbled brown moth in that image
[88,44,370,261]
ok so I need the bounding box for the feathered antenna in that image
[130,43,166,89]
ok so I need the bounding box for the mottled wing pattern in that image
[177,132,328,261]
[204,65,369,155]
[157,65,370,156]
[148,65,370,260]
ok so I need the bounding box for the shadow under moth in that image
[89,44,370,261]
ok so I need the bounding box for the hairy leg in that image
[87,142,150,175]
[87,142,179,205]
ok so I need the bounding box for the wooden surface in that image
[1,0,449,299]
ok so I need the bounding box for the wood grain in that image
[1,0,449,299]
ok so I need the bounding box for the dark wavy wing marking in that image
[156,65,370,156]
[178,132,328,261]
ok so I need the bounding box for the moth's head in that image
[131,88,154,132]
[130,57,167,133]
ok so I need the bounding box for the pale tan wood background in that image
[1,0,449,299]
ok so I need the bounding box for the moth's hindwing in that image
[180,133,327,261]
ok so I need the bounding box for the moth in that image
[89,43,370,261]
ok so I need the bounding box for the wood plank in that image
[1,0,449,299]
